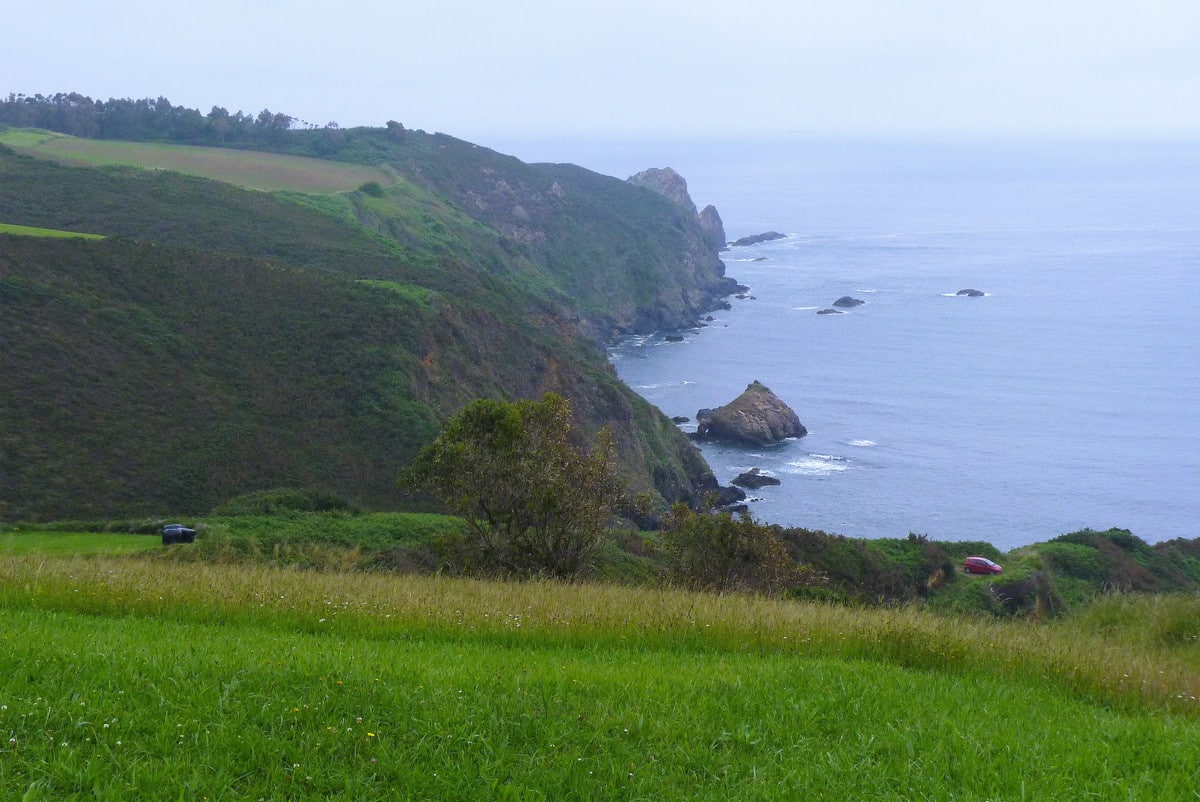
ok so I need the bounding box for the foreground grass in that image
[0,531,160,556]
[0,128,393,192]
[1,557,1198,799]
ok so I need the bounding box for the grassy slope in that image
[0,145,712,518]
[0,128,393,192]
[0,531,159,556]
[1,556,1197,800]
[0,223,103,239]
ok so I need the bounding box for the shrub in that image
[210,488,355,516]
[661,506,803,596]
[780,528,939,603]
[1037,542,1108,582]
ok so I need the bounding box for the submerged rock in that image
[731,468,782,489]
[832,296,865,307]
[817,308,843,315]
[956,288,985,297]
[695,380,807,447]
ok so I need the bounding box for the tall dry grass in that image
[2,555,1196,714]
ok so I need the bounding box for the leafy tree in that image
[359,180,385,197]
[662,505,802,596]
[402,393,624,578]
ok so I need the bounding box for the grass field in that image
[0,128,394,193]
[0,531,161,556]
[0,223,104,239]
[1,554,1198,800]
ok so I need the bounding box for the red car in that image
[963,556,1003,575]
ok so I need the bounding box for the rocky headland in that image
[624,166,740,332]
[628,167,727,254]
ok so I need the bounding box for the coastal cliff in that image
[0,98,734,518]
[387,149,738,342]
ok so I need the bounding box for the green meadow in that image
[0,128,394,192]
[0,531,159,556]
[0,223,103,239]
[1,545,1198,800]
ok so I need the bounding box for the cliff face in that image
[381,142,736,342]
[627,167,698,214]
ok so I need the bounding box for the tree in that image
[661,505,802,596]
[402,393,624,578]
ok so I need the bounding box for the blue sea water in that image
[500,138,1200,548]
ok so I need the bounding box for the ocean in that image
[497,137,1200,549]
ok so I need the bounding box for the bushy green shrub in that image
[780,528,943,603]
[1037,542,1108,582]
[935,540,1004,562]
[210,488,355,516]
[662,506,803,596]
[358,180,385,197]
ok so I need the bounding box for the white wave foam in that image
[782,455,850,476]
[635,380,695,390]
[941,291,992,297]
[793,306,819,311]
[729,466,778,477]
[847,439,877,447]
[854,288,880,293]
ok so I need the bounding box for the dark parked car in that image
[162,524,197,545]
[963,556,1002,575]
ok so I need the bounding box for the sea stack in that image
[694,381,807,447]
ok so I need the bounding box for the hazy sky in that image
[7,0,1200,143]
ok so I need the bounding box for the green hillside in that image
[0,111,725,520]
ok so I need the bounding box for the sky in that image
[6,0,1200,145]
